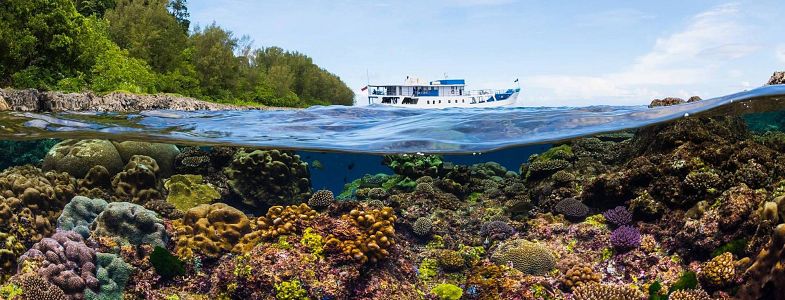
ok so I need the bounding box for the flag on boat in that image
[361,86,368,92]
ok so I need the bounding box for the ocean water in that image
[0,85,784,299]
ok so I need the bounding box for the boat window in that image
[448,100,451,103]
[426,100,430,104]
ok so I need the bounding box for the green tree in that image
[73,0,116,17]
[105,0,188,73]
[190,24,242,99]
[0,0,87,88]
[167,0,190,32]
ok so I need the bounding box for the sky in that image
[189,0,785,107]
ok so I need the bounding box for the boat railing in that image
[464,89,517,96]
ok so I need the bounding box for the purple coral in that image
[18,230,99,299]
[480,220,515,242]
[610,226,641,251]
[603,206,632,226]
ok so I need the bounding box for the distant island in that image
[0,0,354,108]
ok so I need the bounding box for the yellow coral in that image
[172,203,258,259]
[324,207,397,264]
[561,264,602,290]
[699,252,735,287]
[254,203,318,240]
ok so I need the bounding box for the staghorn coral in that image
[491,239,555,276]
[603,206,632,227]
[572,283,644,300]
[561,264,602,291]
[84,253,132,300]
[699,252,735,288]
[91,202,167,247]
[325,207,397,264]
[42,139,124,179]
[17,230,99,299]
[172,203,260,259]
[307,189,334,209]
[164,174,220,211]
[610,226,641,251]
[57,196,108,239]
[412,217,432,237]
[554,198,590,222]
[224,149,311,207]
[111,155,163,204]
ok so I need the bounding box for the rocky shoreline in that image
[0,88,290,112]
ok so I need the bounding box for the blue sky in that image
[189,0,785,106]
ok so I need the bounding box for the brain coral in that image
[164,174,220,211]
[224,149,311,207]
[42,139,124,178]
[173,203,259,259]
[572,283,644,300]
[57,196,109,239]
[111,155,163,204]
[554,198,590,222]
[17,230,99,299]
[91,202,167,247]
[491,239,555,276]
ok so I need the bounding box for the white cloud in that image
[523,3,760,106]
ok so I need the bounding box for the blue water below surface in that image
[2,84,785,154]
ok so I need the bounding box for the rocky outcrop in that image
[0,88,287,112]
[767,71,785,85]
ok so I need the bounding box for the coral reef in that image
[172,203,252,259]
[111,141,180,178]
[111,155,163,204]
[57,196,108,239]
[17,230,98,299]
[491,239,555,275]
[84,253,132,300]
[307,189,334,209]
[325,207,397,264]
[572,283,644,300]
[91,202,167,247]
[164,174,220,211]
[224,149,311,207]
[610,225,641,251]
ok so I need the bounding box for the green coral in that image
[164,174,221,211]
[85,253,133,300]
[150,246,185,280]
[274,279,309,300]
[430,283,463,300]
[300,227,324,257]
[0,283,23,299]
[537,144,574,161]
[669,271,698,293]
[584,214,607,228]
[418,258,439,281]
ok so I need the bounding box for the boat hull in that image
[369,92,519,108]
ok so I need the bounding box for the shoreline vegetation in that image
[0,0,354,109]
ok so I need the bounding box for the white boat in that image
[364,77,520,108]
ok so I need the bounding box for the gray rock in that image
[768,71,785,85]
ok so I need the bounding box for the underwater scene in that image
[0,83,784,300]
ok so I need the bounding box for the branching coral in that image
[17,230,99,299]
[602,206,632,227]
[610,226,641,251]
[325,207,397,264]
[173,203,260,259]
[253,203,318,240]
[111,155,163,204]
[224,149,311,207]
[91,202,167,247]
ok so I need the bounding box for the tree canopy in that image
[0,0,354,107]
